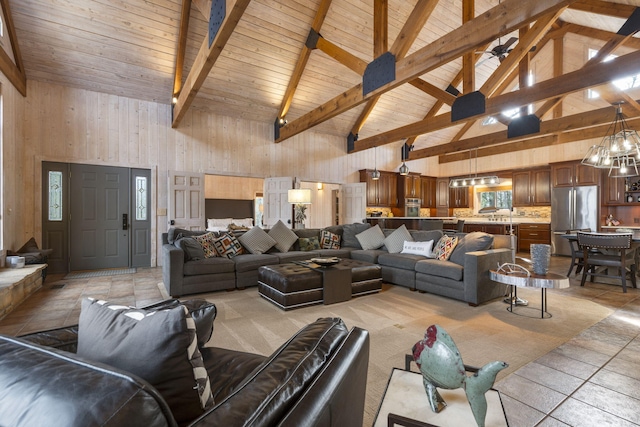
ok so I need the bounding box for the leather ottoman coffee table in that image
[258,258,382,310]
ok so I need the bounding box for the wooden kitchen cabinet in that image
[518,223,550,252]
[602,174,626,205]
[420,176,437,208]
[512,168,550,207]
[436,178,449,209]
[359,169,397,207]
[551,161,599,187]
[397,173,421,207]
[449,186,470,208]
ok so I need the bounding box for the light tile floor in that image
[0,257,638,427]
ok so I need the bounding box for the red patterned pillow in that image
[213,233,244,258]
[433,235,458,261]
[193,232,219,258]
[320,230,341,249]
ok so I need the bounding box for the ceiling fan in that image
[476,36,518,67]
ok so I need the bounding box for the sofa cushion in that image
[274,250,320,263]
[214,233,245,258]
[320,230,341,249]
[169,227,210,245]
[383,225,413,253]
[342,223,370,249]
[268,220,298,252]
[233,253,280,273]
[415,259,464,281]
[401,240,434,257]
[433,235,458,261]
[356,224,386,250]
[183,257,236,276]
[298,236,321,251]
[378,252,426,270]
[449,232,494,266]
[193,232,220,258]
[77,298,214,425]
[176,237,207,261]
[239,227,277,254]
[350,249,388,264]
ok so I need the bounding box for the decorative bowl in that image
[310,257,341,267]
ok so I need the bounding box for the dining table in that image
[560,231,640,277]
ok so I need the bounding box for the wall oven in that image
[405,198,421,217]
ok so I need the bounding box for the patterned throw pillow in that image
[433,235,459,261]
[213,233,244,258]
[299,236,321,251]
[77,298,214,425]
[320,230,341,249]
[192,232,219,258]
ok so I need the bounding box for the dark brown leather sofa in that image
[0,317,369,427]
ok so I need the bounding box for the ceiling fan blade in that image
[476,56,495,67]
[502,37,518,49]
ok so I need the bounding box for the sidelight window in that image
[135,176,147,221]
[48,171,63,221]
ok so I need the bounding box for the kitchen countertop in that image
[366,216,550,224]
[601,225,640,230]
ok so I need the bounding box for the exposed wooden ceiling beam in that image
[192,0,212,19]
[350,0,439,137]
[276,0,576,143]
[374,0,388,58]
[563,22,640,50]
[353,49,640,152]
[439,116,640,163]
[0,0,26,96]
[315,36,368,75]
[462,0,475,94]
[536,30,636,119]
[449,10,561,141]
[172,0,252,128]
[569,0,636,19]
[408,79,456,105]
[419,103,636,159]
[173,0,192,99]
[276,0,333,122]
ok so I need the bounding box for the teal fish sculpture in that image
[412,324,508,427]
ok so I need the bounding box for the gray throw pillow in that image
[383,224,413,253]
[77,298,214,425]
[238,226,277,254]
[342,223,370,249]
[449,232,494,266]
[176,237,206,261]
[268,220,298,252]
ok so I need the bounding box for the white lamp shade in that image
[288,189,312,204]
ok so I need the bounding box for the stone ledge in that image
[0,265,46,320]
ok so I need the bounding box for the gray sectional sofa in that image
[162,223,512,306]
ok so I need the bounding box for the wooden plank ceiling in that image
[6,0,640,163]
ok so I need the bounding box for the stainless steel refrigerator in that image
[551,185,599,256]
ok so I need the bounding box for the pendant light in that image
[372,147,381,180]
[399,142,410,175]
[581,103,640,177]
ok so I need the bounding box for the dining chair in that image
[576,232,637,293]
[566,228,592,276]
